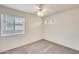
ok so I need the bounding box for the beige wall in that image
[0,6,42,52]
[44,7,79,51]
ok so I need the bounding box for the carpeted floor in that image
[1,39,79,54]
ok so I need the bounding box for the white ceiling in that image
[1,4,79,17]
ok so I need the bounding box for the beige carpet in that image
[1,39,79,54]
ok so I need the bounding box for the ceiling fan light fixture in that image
[36,8,47,17]
[34,5,47,17]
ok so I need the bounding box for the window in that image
[1,13,25,36]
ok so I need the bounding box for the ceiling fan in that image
[34,4,47,17]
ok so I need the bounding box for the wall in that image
[43,7,79,51]
[0,6,42,52]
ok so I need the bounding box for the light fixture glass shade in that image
[42,9,47,13]
[37,11,44,17]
